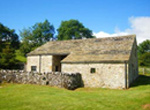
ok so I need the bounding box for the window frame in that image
[31,66,37,72]
[90,68,96,74]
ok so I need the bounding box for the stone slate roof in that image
[27,35,136,63]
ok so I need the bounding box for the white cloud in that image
[93,31,128,38]
[94,16,150,44]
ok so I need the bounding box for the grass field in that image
[0,74,150,110]
[15,50,26,63]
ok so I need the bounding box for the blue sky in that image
[0,0,150,43]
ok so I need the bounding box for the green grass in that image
[16,54,26,62]
[0,75,150,110]
[15,50,26,63]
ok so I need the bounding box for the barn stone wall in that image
[41,55,53,73]
[62,63,126,89]
[128,40,138,86]
[27,55,53,73]
[27,56,40,72]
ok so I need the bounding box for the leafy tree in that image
[0,23,20,49]
[0,44,18,69]
[139,52,150,66]
[57,19,95,40]
[0,23,20,69]
[20,29,33,55]
[138,40,150,56]
[20,20,55,55]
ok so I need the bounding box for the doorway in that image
[52,55,67,72]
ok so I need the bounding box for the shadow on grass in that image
[130,75,150,87]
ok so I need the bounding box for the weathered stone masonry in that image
[0,70,83,90]
[62,63,126,89]
[27,55,53,73]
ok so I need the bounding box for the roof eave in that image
[27,53,70,56]
[61,60,129,64]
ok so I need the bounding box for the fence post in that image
[143,68,145,75]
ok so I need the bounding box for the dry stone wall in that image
[0,70,83,90]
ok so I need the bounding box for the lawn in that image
[15,50,26,63]
[0,74,150,110]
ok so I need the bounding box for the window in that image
[31,66,37,72]
[55,66,59,71]
[90,68,96,73]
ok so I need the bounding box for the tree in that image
[20,20,55,55]
[0,43,18,69]
[138,40,150,67]
[57,19,95,40]
[0,23,20,49]
[138,40,150,56]
[0,23,20,69]
[139,52,150,66]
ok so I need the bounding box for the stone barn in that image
[27,35,138,89]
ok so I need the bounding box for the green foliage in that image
[19,29,34,56]
[57,19,95,40]
[138,40,150,56]
[139,52,150,66]
[20,20,55,56]
[0,44,18,69]
[138,40,150,67]
[0,23,20,50]
[0,23,20,69]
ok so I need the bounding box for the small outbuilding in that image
[27,35,138,89]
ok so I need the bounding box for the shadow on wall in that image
[80,76,84,88]
[130,75,150,87]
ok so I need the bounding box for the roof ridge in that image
[47,34,136,43]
